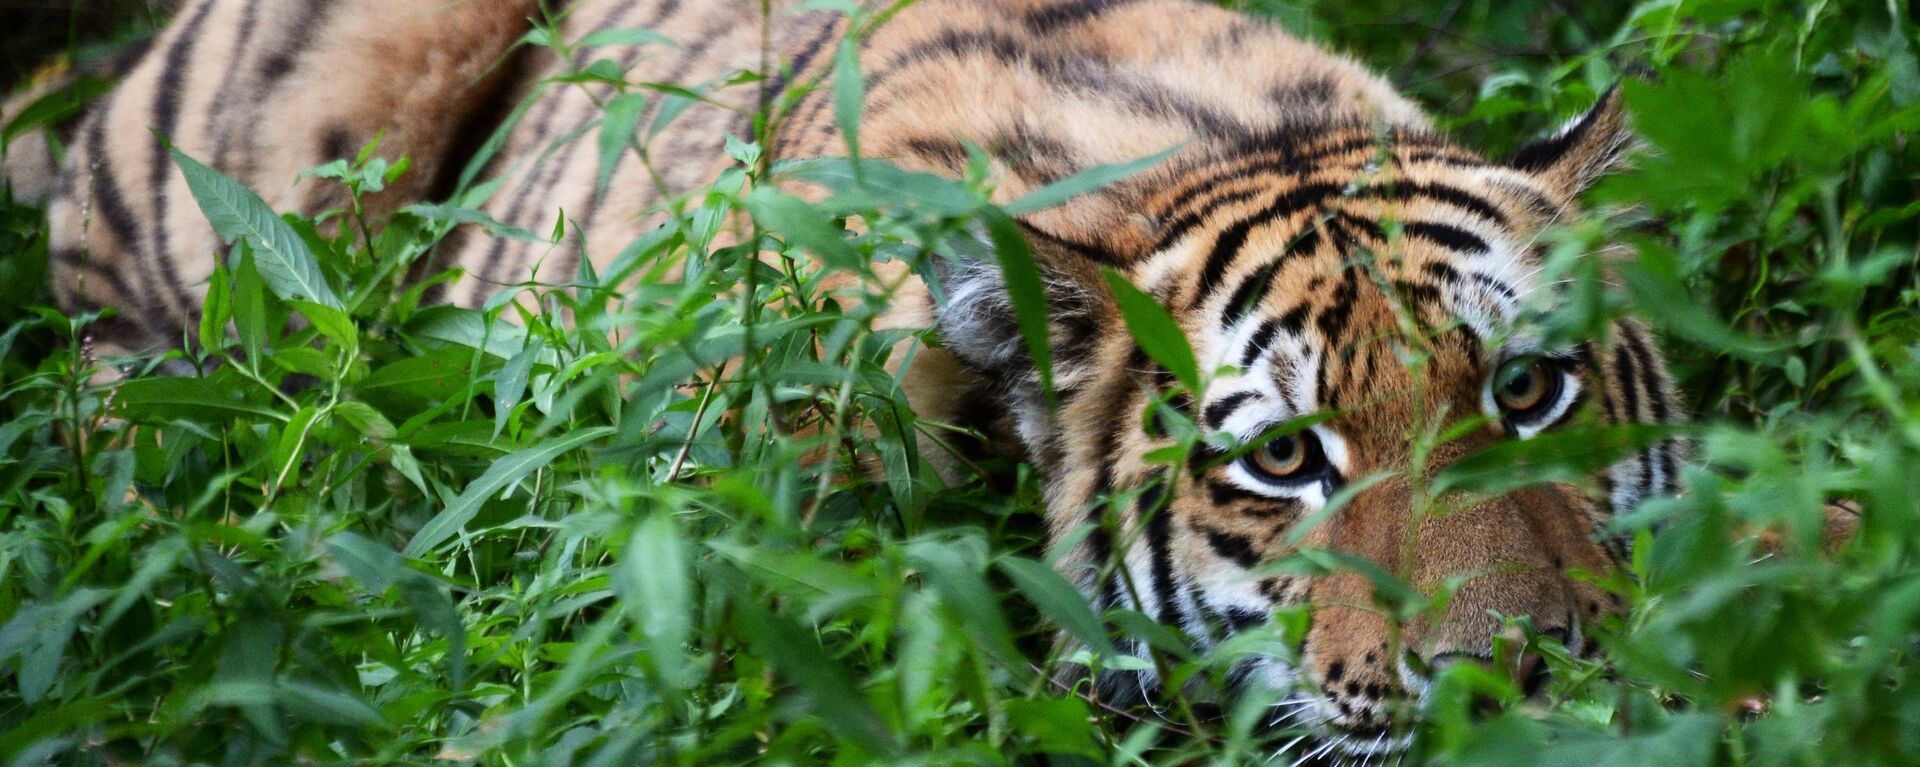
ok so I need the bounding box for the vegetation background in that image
[1,0,1917,765]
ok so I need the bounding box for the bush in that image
[0,1,1915,765]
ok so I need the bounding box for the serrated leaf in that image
[171,147,341,308]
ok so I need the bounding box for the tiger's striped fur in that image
[21,0,1686,757]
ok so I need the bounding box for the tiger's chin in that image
[1260,698,1414,767]
[1085,658,1417,767]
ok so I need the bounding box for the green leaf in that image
[997,556,1116,660]
[290,299,354,348]
[114,377,284,424]
[1003,143,1181,216]
[358,347,478,402]
[740,187,861,269]
[277,680,389,728]
[1,77,111,145]
[1431,424,1681,498]
[232,244,269,361]
[1618,238,1776,360]
[268,406,324,492]
[979,207,1055,405]
[596,92,646,197]
[198,262,231,352]
[494,341,540,438]
[1101,267,1200,392]
[171,147,341,308]
[327,531,404,592]
[404,426,613,556]
[575,27,676,49]
[404,202,543,241]
[833,36,864,162]
[732,602,897,756]
[616,513,694,688]
[1005,698,1101,757]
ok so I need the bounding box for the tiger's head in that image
[932,89,1680,756]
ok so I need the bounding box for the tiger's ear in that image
[932,233,1108,395]
[1505,86,1633,202]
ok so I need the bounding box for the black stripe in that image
[1046,63,1248,139]
[1332,211,1384,243]
[1142,480,1185,626]
[1508,98,1606,173]
[1202,391,1254,429]
[1150,137,1373,246]
[1200,525,1259,569]
[1152,186,1263,252]
[898,135,969,168]
[1313,343,1332,410]
[1360,181,1511,229]
[1609,331,1650,501]
[1313,269,1359,340]
[1401,221,1490,255]
[759,10,842,116]
[1219,225,1322,324]
[1237,318,1278,369]
[471,0,674,304]
[1085,346,1147,607]
[148,0,220,317]
[1196,182,1340,292]
[1405,148,1488,168]
[1466,271,1517,301]
[1207,480,1268,507]
[82,115,143,254]
[256,0,328,87]
[991,124,1079,186]
[1619,325,1678,495]
[1152,128,1460,221]
[1222,259,1281,324]
[1019,223,1123,264]
[1422,260,1461,285]
[1224,606,1266,632]
[1275,303,1310,334]
[566,5,746,280]
[209,0,262,170]
[863,28,1026,96]
[238,0,331,184]
[1391,278,1442,306]
[1023,0,1144,33]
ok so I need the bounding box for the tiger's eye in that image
[1495,358,1552,413]
[1249,435,1308,478]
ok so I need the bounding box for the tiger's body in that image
[20,0,1688,759]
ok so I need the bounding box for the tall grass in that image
[1,1,1917,765]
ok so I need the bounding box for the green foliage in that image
[0,2,1917,766]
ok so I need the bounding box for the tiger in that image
[13,0,1701,760]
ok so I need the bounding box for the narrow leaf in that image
[1102,268,1200,393]
[404,426,613,556]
